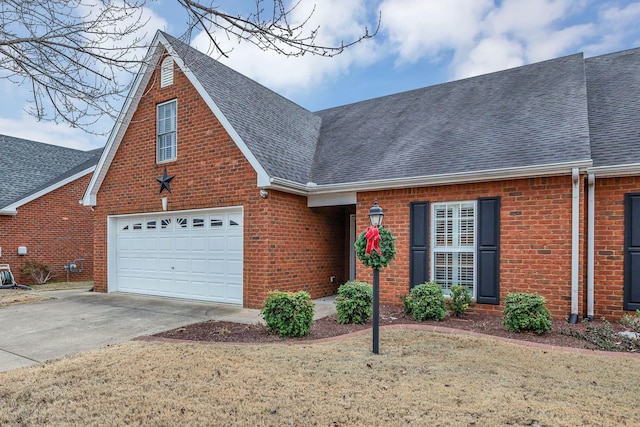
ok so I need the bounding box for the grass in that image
[1,330,639,426]
[0,281,92,307]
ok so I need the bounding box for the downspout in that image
[587,173,595,321]
[568,168,580,324]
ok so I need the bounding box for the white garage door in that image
[112,207,243,305]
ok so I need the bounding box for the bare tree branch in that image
[0,0,380,134]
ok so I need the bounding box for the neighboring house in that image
[0,135,99,284]
[83,31,640,320]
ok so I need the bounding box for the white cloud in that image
[453,37,524,79]
[379,0,493,64]
[190,0,381,95]
[0,114,102,151]
[377,0,640,81]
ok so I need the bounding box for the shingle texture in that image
[163,33,321,184]
[312,54,592,185]
[0,135,100,208]
[154,34,640,187]
[585,47,640,168]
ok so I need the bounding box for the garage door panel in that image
[227,260,243,277]
[228,236,242,252]
[113,208,243,305]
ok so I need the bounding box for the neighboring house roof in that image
[585,47,640,176]
[0,135,101,215]
[85,31,640,205]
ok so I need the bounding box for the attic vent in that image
[160,57,174,87]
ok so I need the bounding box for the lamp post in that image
[368,200,384,354]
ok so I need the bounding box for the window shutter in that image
[624,193,640,310]
[476,197,500,304]
[410,202,429,288]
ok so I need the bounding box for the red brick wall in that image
[355,175,585,319]
[93,53,345,308]
[0,174,94,285]
[592,176,640,319]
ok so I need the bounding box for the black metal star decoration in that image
[156,167,174,194]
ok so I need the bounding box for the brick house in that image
[83,31,640,320]
[0,135,99,284]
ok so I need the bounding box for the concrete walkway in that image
[0,289,336,372]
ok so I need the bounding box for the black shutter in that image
[476,197,500,304]
[624,194,640,311]
[410,202,429,289]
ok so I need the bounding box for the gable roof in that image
[162,33,321,185]
[585,47,640,176]
[87,31,640,205]
[0,134,100,215]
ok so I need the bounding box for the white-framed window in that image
[157,100,177,163]
[432,201,476,296]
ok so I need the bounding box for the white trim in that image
[430,200,477,298]
[159,34,271,188]
[308,191,357,207]
[349,214,356,281]
[156,99,178,163]
[83,32,271,206]
[588,163,640,177]
[268,160,593,197]
[1,166,95,215]
[83,33,164,206]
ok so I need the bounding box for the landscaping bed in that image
[154,306,626,351]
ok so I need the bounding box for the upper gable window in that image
[160,57,174,87]
[157,100,177,163]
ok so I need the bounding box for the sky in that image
[2,0,640,151]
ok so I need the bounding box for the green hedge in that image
[261,290,315,337]
[335,281,373,324]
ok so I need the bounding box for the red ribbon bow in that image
[365,225,381,255]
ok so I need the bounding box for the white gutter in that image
[267,160,593,197]
[588,163,640,178]
[569,168,580,324]
[587,173,595,320]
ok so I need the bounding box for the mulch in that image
[152,306,625,351]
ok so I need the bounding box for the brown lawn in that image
[0,281,92,307]
[1,330,639,426]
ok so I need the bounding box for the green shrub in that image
[502,293,552,334]
[448,285,472,317]
[404,282,447,322]
[261,291,315,338]
[335,281,373,324]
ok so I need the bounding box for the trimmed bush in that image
[405,282,447,322]
[448,285,472,317]
[261,291,315,338]
[336,281,373,324]
[502,293,552,334]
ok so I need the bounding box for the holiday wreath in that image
[355,225,397,270]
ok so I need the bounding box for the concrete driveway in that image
[0,289,336,372]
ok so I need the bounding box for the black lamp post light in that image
[368,200,384,354]
[354,200,396,355]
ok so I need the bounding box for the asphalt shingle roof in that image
[312,53,592,185]
[0,135,100,208]
[162,33,321,184]
[585,47,640,168]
